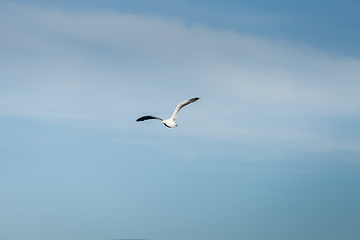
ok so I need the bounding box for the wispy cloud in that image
[1,3,360,153]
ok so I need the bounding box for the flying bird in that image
[136,97,200,128]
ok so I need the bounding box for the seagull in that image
[136,97,200,128]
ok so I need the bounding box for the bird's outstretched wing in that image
[169,97,200,121]
[136,115,163,122]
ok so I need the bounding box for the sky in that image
[0,0,360,240]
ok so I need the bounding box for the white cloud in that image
[1,3,360,153]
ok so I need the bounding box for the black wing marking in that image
[136,115,163,121]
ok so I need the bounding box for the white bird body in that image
[136,97,200,128]
[161,119,177,128]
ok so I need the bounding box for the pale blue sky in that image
[1,1,360,240]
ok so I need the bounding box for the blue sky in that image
[1,1,360,240]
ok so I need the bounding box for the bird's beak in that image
[161,121,164,123]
